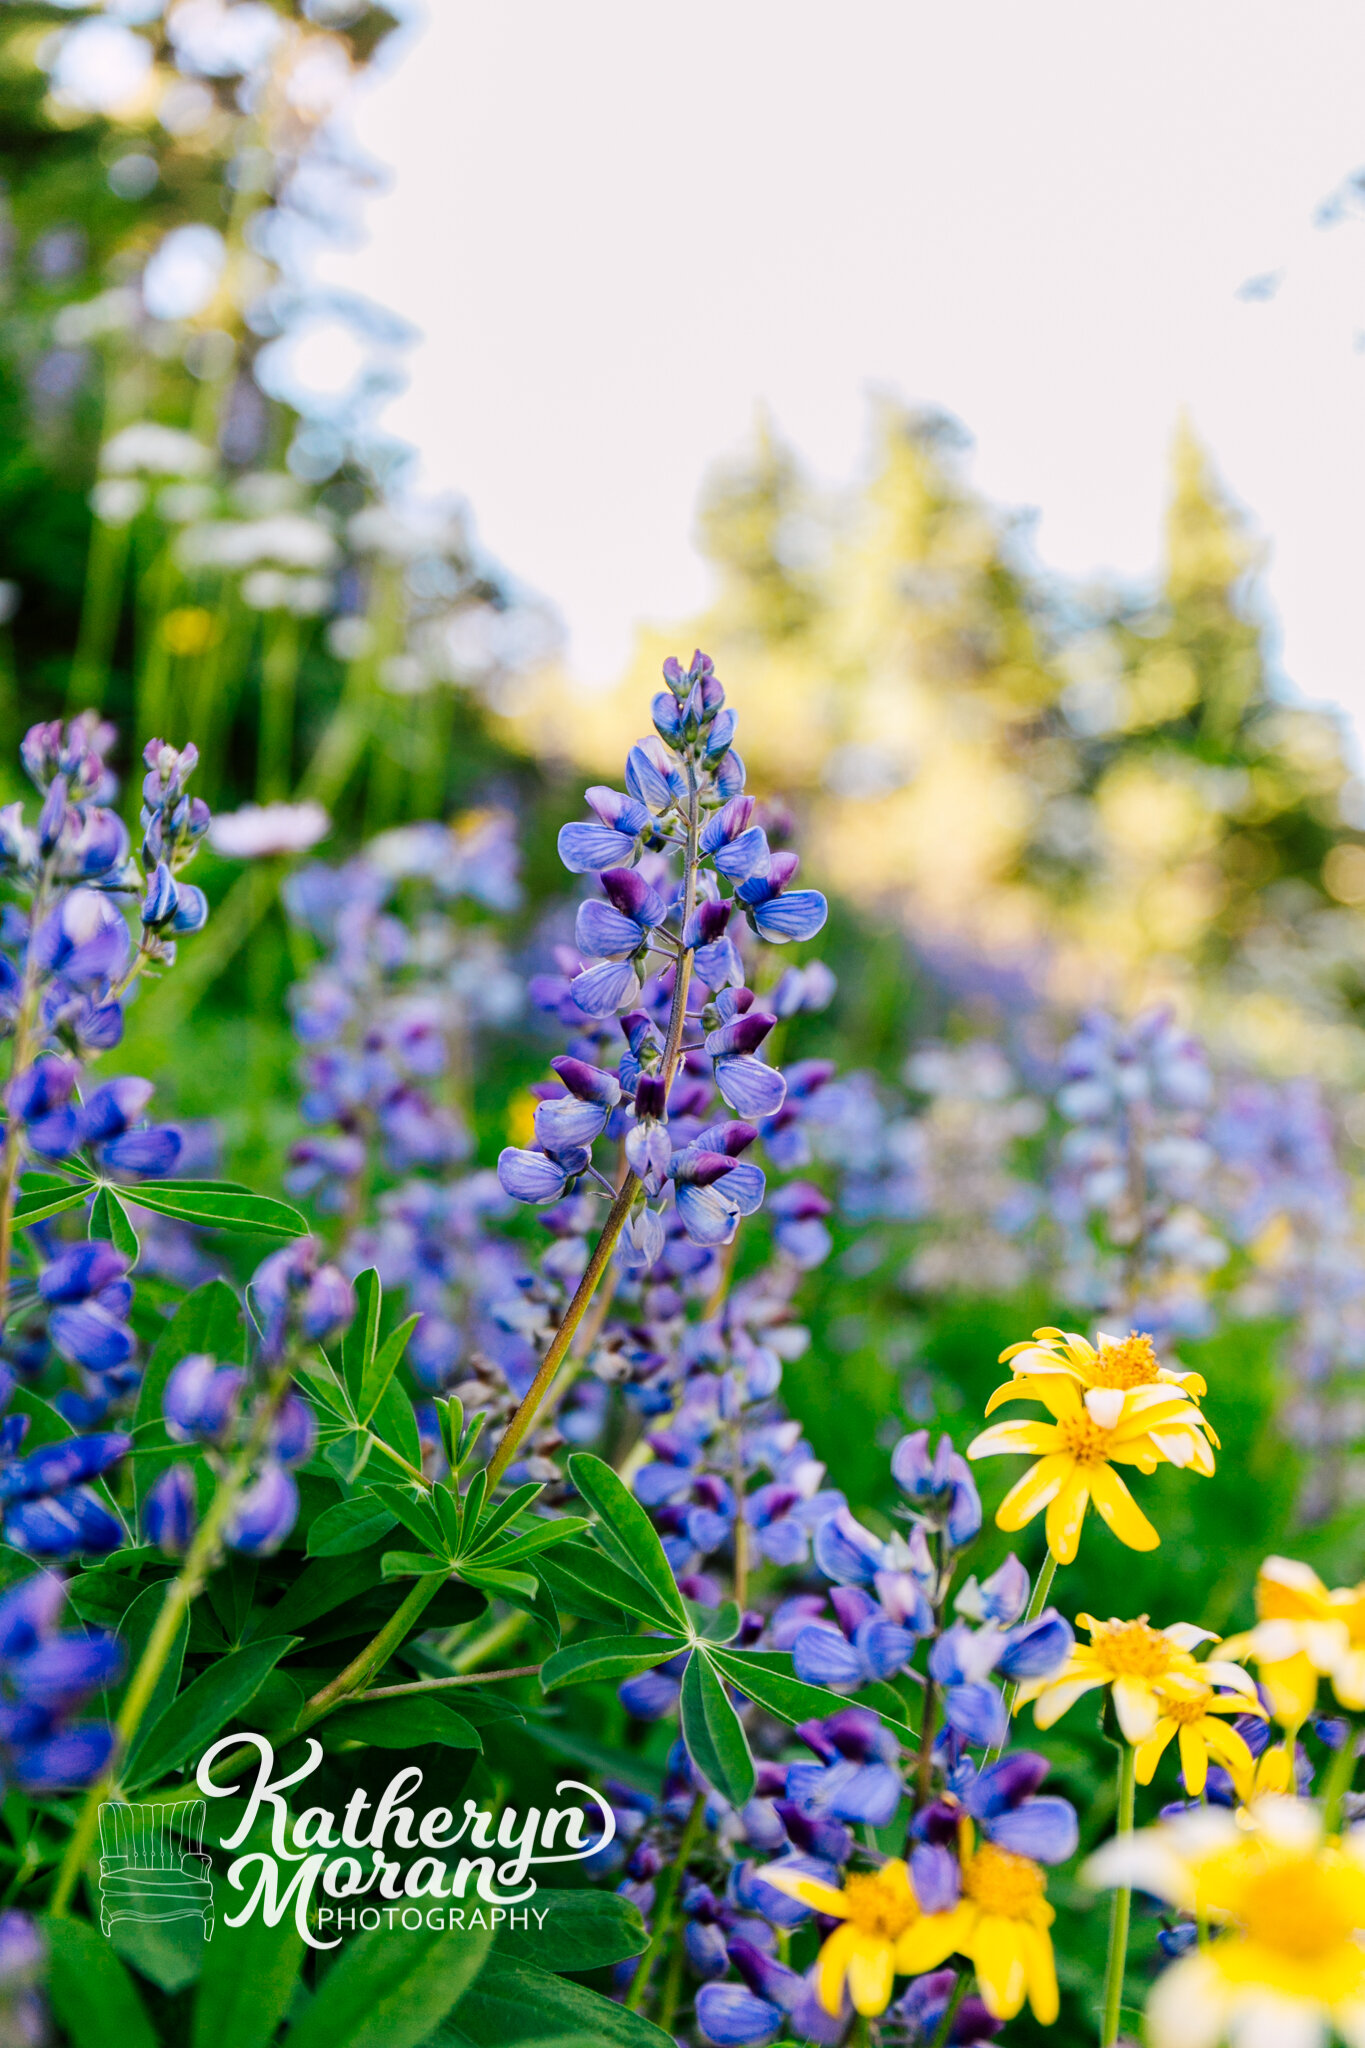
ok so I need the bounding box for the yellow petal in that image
[1021,1919,1061,2026]
[762,1867,850,1918]
[846,1932,896,2017]
[1112,1673,1160,1742]
[983,1375,1080,1421]
[967,1418,1059,1456]
[1028,1674,1106,1731]
[1177,1721,1209,1796]
[895,1903,974,1975]
[1133,1721,1176,1785]
[994,1453,1071,1531]
[1201,1717,1255,1800]
[815,1922,859,2017]
[971,1913,1028,2021]
[1044,1468,1090,1563]
[1089,1461,1160,1553]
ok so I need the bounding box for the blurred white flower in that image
[46,21,153,116]
[90,479,147,526]
[240,570,331,614]
[53,289,141,346]
[177,513,337,572]
[168,0,284,77]
[143,225,227,322]
[102,423,213,478]
[158,78,217,136]
[325,616,373,662]
[209,802,330,859]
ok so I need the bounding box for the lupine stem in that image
[1099,1738,1137,2048]
[929,1970,969,2048]
[357,1665,540,1701]
[1322,1719,1358,1833]
[987,1548,1059,1763]
[487,768,701,1490]
[289,1574,445,1739]
[624,1790,705,2012]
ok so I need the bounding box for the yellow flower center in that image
[1232,1861,1358,1962]
[1092,1331,1162,1388]
[840,1868,919,1941]
[962,1842,1047,1918]
[1057,1414,1116,1466]
[1088,1617,1182,1679]
[1160,1686,1213,1727]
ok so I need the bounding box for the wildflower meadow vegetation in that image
[3,7,1365,2048]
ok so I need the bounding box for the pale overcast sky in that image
[324,2,1365,740]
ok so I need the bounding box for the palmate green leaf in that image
[7,1385,74,1449]
[466,1479,542,1554]
[128,1636,300,1788]
[680,1649,756,1806]
[192,1898,303,2048]
[90,1181,140,1262]
[565,1454,690,1631]
[15,1170,93,1226]
[342,1268,382,1411]
[42,1916,155,2048]
[307,1492,399,1558]
[458,1564,538,1603]
[285,1916,493,2048]
[472,1518,589,1569]
[359,1312,421,1424]
[368,1375,423,1473]
[369,1482,448,1557]
[324,1695,481,1750]
[381,1551,449,1580]
[540,1633,689,1691]
[125,1180,308,1237]
[458,1469,488,1552]
[493,1889,647,1970]
[708,1645,916,1739]
[440,1954,672,2048]
[533,1540,638,1627]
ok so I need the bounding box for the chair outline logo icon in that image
[98,1799,214,1942]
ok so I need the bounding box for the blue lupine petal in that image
[943,1681,1008,1750]
[977,1553,1030,1624]
[14,1721,116,1791]
[6,1489,122,1557]
[812,1507,885,1585]
[497,1147,570,1205]
[0,1433,130,1503]
[557,822,637,873]
[38,1242,128,1304]
[722,1161,767,1215]
[76,1076,155,1143]
[46,1304,134,1375]
[750,888,828,943]
[911,1841,962,1913]
[619,1668,682,1720]
[965,1752,1050,1817]
[997,1609,1074,1680]
[711,828,771,881]
[226,1464,298,1555]
[100,1126,181,1177]
[675,1180,741,1248]
[693,936,745,989]
[9,1634,123,1706]
[714,1055,787,1119]
[575,899,646,959]
[0,1575,64,1658]
[570,958,641,1017]
[534,1095,610,1154]
[791,1626,863,1691]
[987,1796,1078,1864]
[855,1616,918,1680]
[695,1984,782,2047]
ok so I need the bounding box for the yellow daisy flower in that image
[758,1857,928,2017]
[1132,1666,1268,1798]
[967,1380,1216,1564]
[1016,1611,1255,1741]
[1222,1555,1365,1724]
[1084,1795,1365,2048]
[998,1325,1209,1402]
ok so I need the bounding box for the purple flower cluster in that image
[0,1572,122,1793]
[499,651,827,1258]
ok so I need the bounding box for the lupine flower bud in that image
[226,1462,298,1554]
[144,1464,197,1555]
[163,1354,246,1442]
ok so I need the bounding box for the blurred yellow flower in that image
[1017,1612,1257,1745]
[505,1089,539,1149]
[967,1379,1215,1564]
[1084,1796,1365,2048]
[1222,1555,1365,1724]
[160,605,218,656]
[1132,1668,1266,1798]
[765,1833,1060,2026]
[997,1324,1209,1402]
[761,1858,927,2017]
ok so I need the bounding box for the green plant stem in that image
[357,1665,541,1701]
[624,1791,705,2012]
[67,516,131,712]
[1322,1721,1358,1833]
[487,766,702,1490]
[1100,1740,1137,2048]
[258,611,301,801]
[49,1363,293,1914]
[450,1609,529,1674]
[929,1971,968,2048]
[290,1574,446,1738]
[988,1548,1059,1763]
